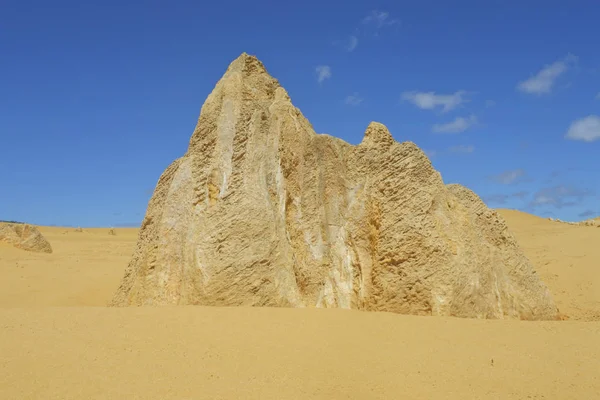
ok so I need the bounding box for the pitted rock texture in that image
[0,223,52,253]
[111,53,557,320]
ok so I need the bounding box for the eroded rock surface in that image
[0,223,52,253]
[111,53,557,320]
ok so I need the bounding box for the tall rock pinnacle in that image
[111,53,558,320]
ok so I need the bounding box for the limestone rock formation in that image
[547,216,600,227]
[0,223,52,253]
[583,217,600,227]
[577,215,600,227]
[111,53,557,320]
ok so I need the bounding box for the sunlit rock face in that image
[111,53,557,320]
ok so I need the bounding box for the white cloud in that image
[346,35,358,52]
[489,169,526,185]
[331,36,358,52]
[448,145,475,153]
[485,100,496,108]
[315,65,331,83]
[344,93,363,106]
[517,54,577,95]
[432,115,477,134]
[362,10,398,28]
[565,115,600,142]
[401,90,468,113]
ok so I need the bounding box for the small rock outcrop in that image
[0,223,53,253]
[111,53,557,320]
[580,217,600,227]
[548,216,600,227]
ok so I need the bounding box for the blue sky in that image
[1,0,599,227]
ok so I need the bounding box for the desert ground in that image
[1,210,599,399]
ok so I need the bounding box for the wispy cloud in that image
[485,100,496,108]
[517,54,577,95]
[432,115,477,134]
[482,191,529,205]
[344,93,363,106]
[334,10,397,53]
[346,35,358,52]
[401,90,468,113]
[579,210,598,219]
[596,92,600,100]
[448,144,475,153]
[564,115,600,142]
[543,167,586,184]
[489,169,527,185]
[332,36,358,52]
[530,185,593,209]
[315,65,332,84]
[362,10,399,28]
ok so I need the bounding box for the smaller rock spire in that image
[225,52,268,76]
[360,121,395,148]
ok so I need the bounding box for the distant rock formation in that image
[547,217,600,227]
[111,53,557,320]
[582,218,600,227]
[0,223,52,253]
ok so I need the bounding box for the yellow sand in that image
[498,209,600,321]
[0,227,138,307]
[0,216,599,399]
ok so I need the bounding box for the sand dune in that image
[498,209,600,321]
[1,213,599,399]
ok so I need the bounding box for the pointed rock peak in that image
[360,121,395,148]
[225,52,270,77]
